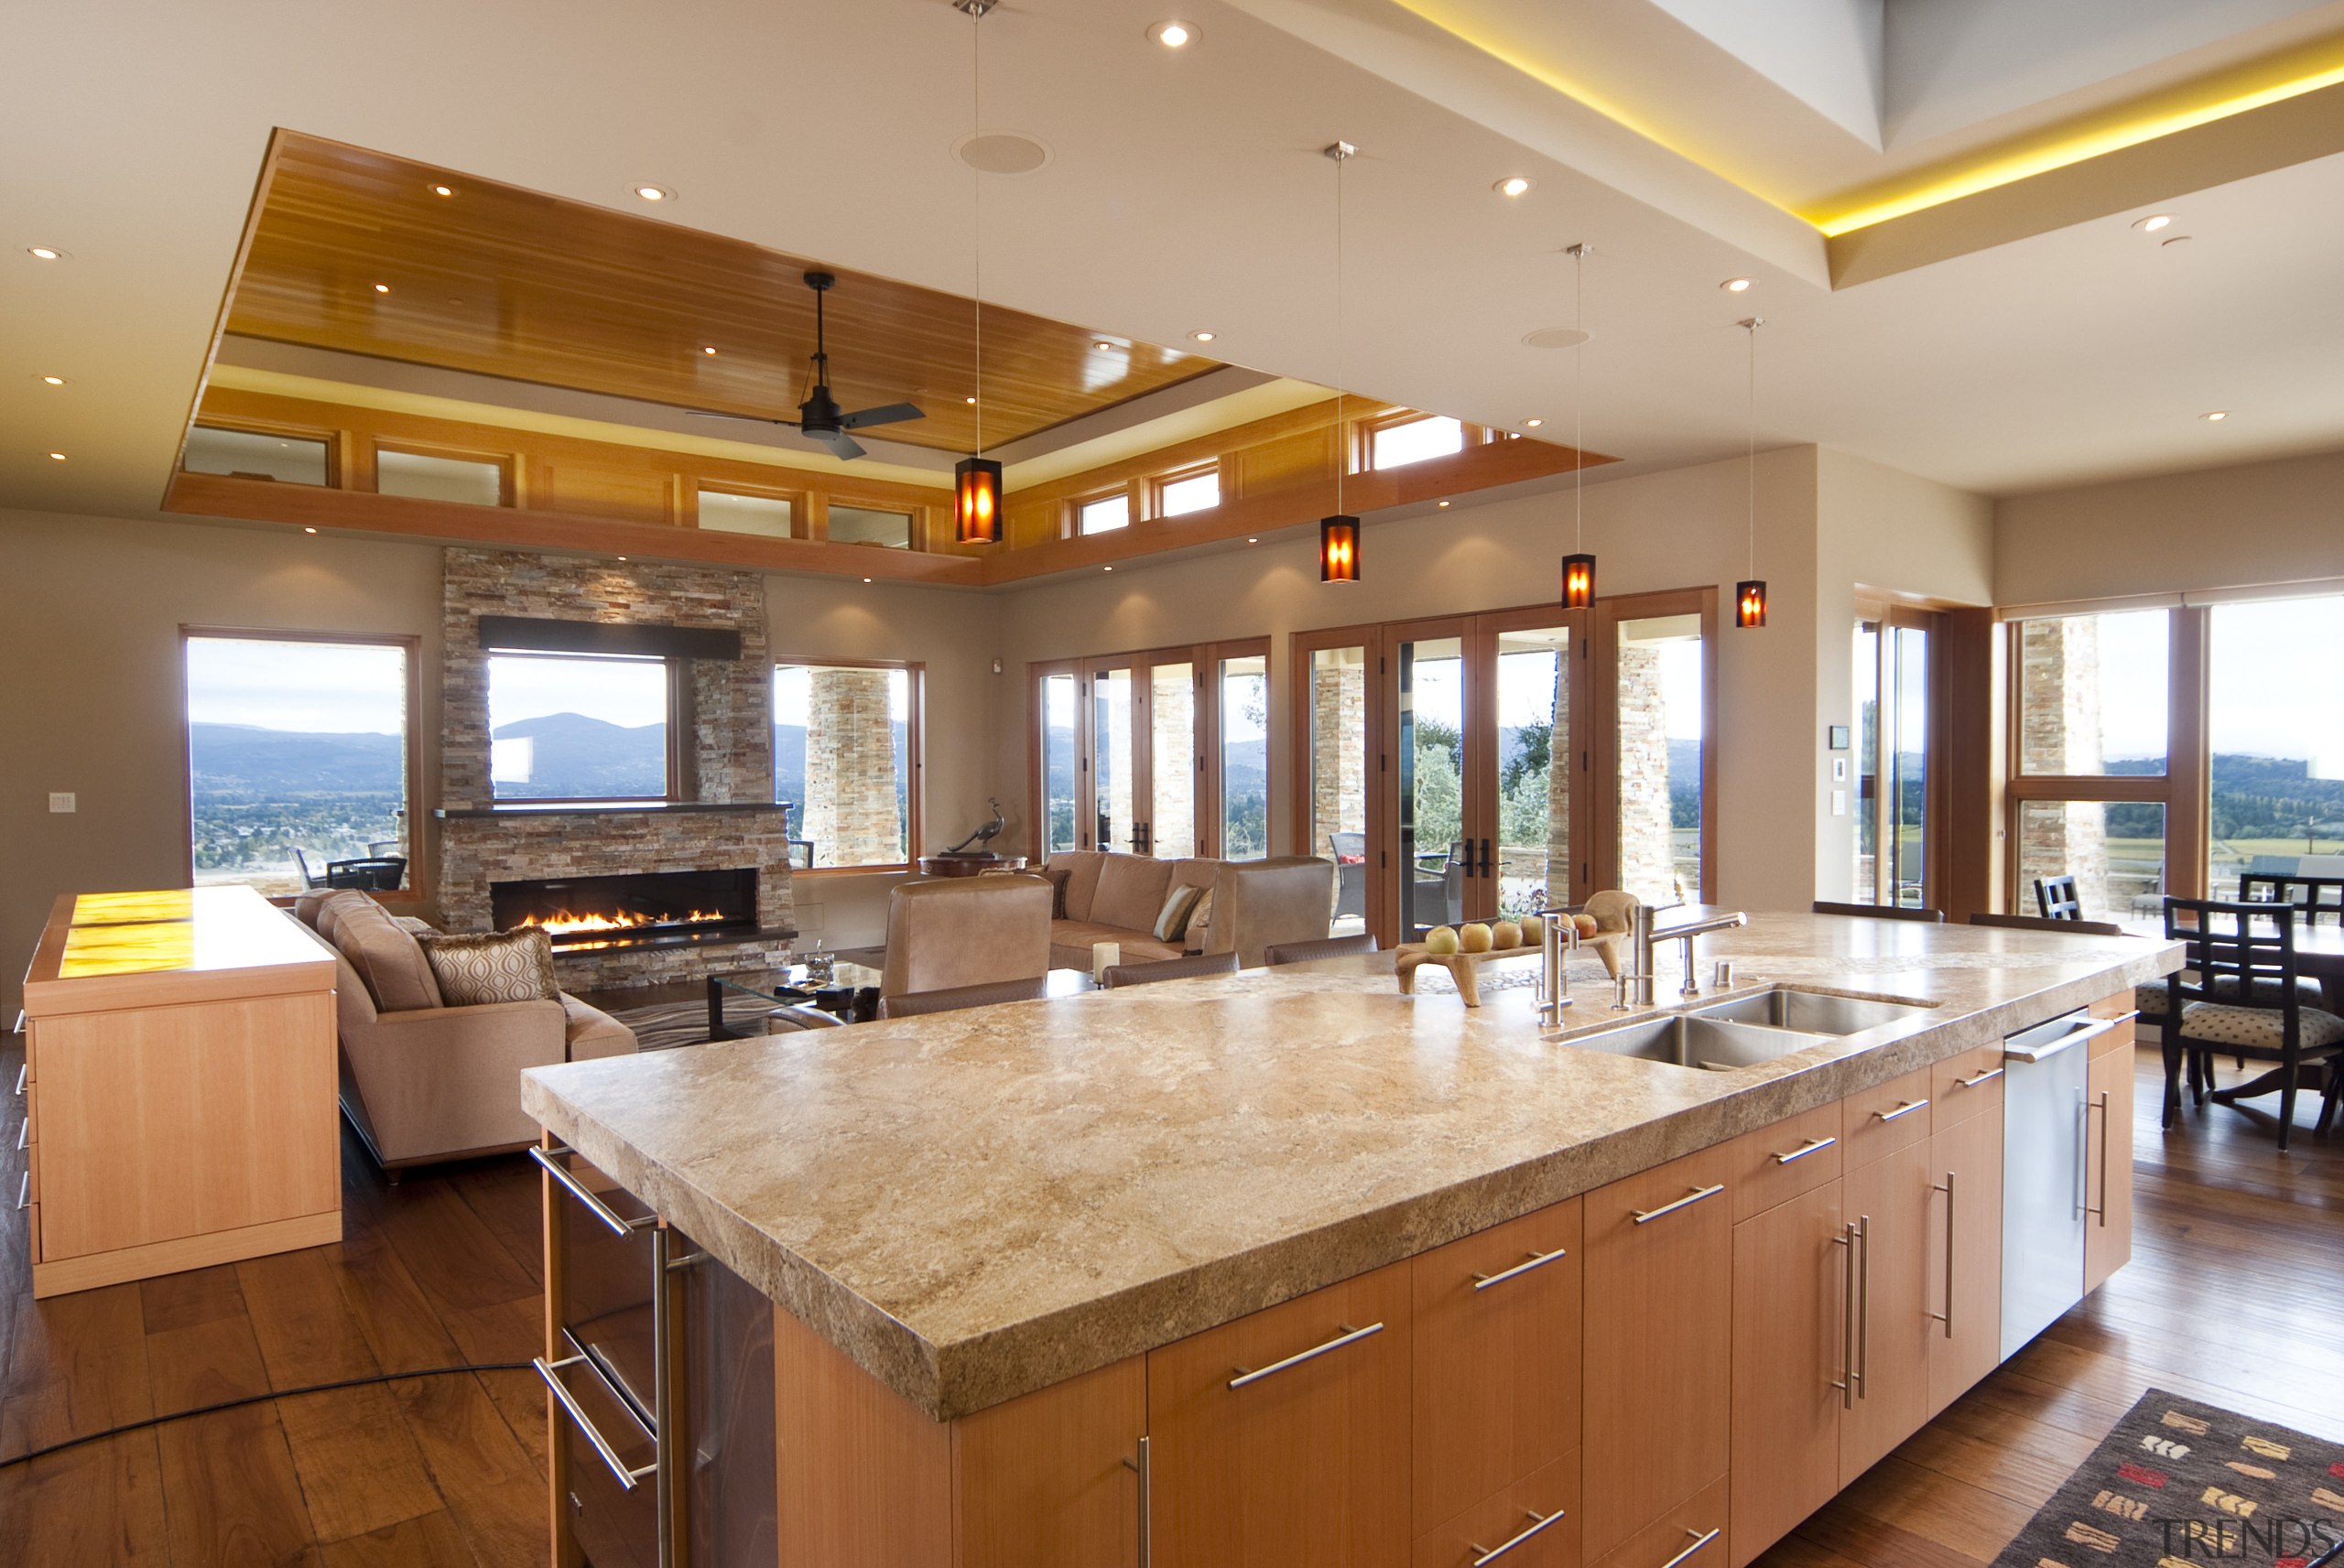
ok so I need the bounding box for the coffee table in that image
[707,959,885,1040]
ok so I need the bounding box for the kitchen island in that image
[523,912,2178,1568]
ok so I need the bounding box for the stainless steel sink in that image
[1689,988,1927,1036]
[1561,1013,1834,1071]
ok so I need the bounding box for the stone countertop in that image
[522,912,2180,1422]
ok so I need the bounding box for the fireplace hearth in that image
[491,869,761,952]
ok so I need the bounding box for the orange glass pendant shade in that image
[1320,514,1360,582]
[955,457,1003,545]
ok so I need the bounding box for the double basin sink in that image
[1561,987,1929,1072]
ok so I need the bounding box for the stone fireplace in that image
[431,548,798,990]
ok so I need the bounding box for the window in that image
[376,448,505,505]
[487,652,670,801]
[1370,415,1463,471]
[1078,492,1131,535]
[183,426,331,485]
[776,663,918,868]
[2208,594,2344,892]
[1614,611,1706,903]
[1219,654,1269,860]
[1157,467,1221,517]
[1039,671,1080,857]
[699,489,795,538]
[184,633,412,895]
[828,503,914,549]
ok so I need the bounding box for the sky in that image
[185,637,405,733]
[2208,600,2342,763]
[489,653,668,730]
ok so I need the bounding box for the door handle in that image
[1471,1247,1568,1291]
[2086,1092,2110,1227]
[1122,1435,1151,1568]
[1479,838,1493,878]
[536,1353,657,1491]
[1632,1184,1724,1225]
[1874,1098,1929,1123]
[1773,1135,1836,1165]
[1832,1222,1855,1410]
[1855,1214,1872,1400]
[531,1145,653,1239]
[1931,1172,1956,1338]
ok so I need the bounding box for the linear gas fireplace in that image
[491,868,761,952]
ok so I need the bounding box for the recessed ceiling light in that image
[617,556,628,562]
[1092,340,1114,351]
[373,282,390,294]
[303,526,318,535]
[1247,537,1258,544]
[2133,213,2173,232]
[964,395,978,405]
[1524,417,1544,428]
[1721,277,1753,292]
[701,345,718,355]
[1438,500,1451,508]
[634,185,673,202]
[38,374,65,385]
[1494,176,1534,198]
[1103,565,1114,572]
[47,451,65,460]
[429,183,454,198]
[2202,410,2229,422]
[863,577,873,583]
[27,246,66,261]
[1148,20,1196,49]
[1189,330,1216,343]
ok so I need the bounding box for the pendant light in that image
[1560,242,1595,610]
[953,0,1004,545]
[1319,140,1360,583]
[1736,316,1766,629]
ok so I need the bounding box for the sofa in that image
[293,890,638,1173]
[1041,851,1335,970]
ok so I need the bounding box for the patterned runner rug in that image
[1991,1390,2344,1568]
[608,993,800,1051]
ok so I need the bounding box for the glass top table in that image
[706,962,1094,1038]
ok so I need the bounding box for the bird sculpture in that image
[945,797,1006,855]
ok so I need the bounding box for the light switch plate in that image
[1830,789,1847,816]
[48,792,75,814]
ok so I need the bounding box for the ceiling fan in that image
[688,271,923,460]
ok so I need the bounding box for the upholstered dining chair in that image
[876,976,1050,1019]
[2160,897,2343,1150]
[1265,934,1383,966]
[1101,951,1240,989]
[878,875,1052,1003]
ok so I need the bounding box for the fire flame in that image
[513,907,730,936]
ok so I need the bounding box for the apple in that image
[1573,914,1600,939]
[1460,922,1494,954]
[1492,919,1523,949]
[1425,925,1461,955]
[1520,914,1545,945]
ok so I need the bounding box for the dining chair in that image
[1265,934,1383,966]
[1812,901,1946,923]
[2035,874,2083,921]
[1101,951,1240,989]
[876,976,1051,1018]
[1969,912,2125,936]
[2160,897,2343,1150]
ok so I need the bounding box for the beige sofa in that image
[1043,851,1335,970]
[294,891,638,1173]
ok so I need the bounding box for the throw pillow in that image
[1152,882,1205,944]
[1184,887,1215,950]
[418,928,559,1007]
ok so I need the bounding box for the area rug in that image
[1991,1390,2344,1568]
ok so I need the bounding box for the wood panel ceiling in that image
[222,133,1221,456]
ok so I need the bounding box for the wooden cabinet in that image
[1838,1139,1934,1479]
[959,1359,1146,1568]
[1412,1199,1582,1538]
[1147,1260,1414,1567]
[1728,1180,1845,1567]
[1587,1476,1727,1568]
[1581,1145,1734,1563]
[1924,1106,2003,1417]
[1412,1455,1581,1568]
[2084,1030,2135,1295]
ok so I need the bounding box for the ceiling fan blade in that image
[685,409,802,428]
[821,430,868,460]
[837,402,925,430]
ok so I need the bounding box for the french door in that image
[1031,640,1270,860]
[1852,602,1945,909]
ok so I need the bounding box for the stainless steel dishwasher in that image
[1999,1009,2128,1360]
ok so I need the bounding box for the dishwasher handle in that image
[2003,1011,2135,1065]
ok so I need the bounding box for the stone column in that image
[2018,619,2111,913]
[1545,657,1572,903]
[803,667,901,866]
[1310,659,1368,855]
[1616,645,1677,903]
[1150,666,1195,857]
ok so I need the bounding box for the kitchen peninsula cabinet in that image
[2084,1012,2136,1293]
[525,920,2175,1568]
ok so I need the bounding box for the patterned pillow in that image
[418,929,559,1007]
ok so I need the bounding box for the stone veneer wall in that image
[1545,660,1573,901]
[1309,659,1367,855]
[1616,645,1679,903]
[802,667,902,866]
[2017,617,2111,914]
[435,548,796,989]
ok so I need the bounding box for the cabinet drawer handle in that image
[1855,1213,1872,1400]
[12,1065,23,1098]
[1832,1223,1854,1410]
[531,1145,652,1239]
[2085,1092,2110,1227]
[1121,1435,1151,1568]
[1874,1098,1929,1123]
[14,1119,27,1152]
[1632,1184,1725,1225]
[1957,1066,2004,1089]
[1659,1527,1722,1568]
[1472,1247,1568,1291]
[1229,1322,1384,1389]
[535,1353,657,1491]
[1931,1172,1956,1338]
[1773,1135,1836,1165]
[1471,1506,1567,1566]
[15,1172,26,1212]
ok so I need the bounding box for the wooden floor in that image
[0,1040,2335,1567]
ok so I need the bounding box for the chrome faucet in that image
[1633,905,1750,1000]
[1534,906,1580,1026]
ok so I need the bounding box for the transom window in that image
[828,503,915,549]
[1369,415,1464,470]
[1156,467,1221,517]
[183,425,332,485]
[1078,492,1132,535]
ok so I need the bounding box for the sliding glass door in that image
[1393,620,1475,942]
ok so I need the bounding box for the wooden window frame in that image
[1850,598,1951,913]
[179,625,427,906]
[369,438,516,507]
[1999,605,2208,914]
[819,497,924,552]
[181,417,344,488]
[1067,487,1137,539]
[1148,461,1222,521]
[773,656,926,877]
[1358,410,1483,473]
[691,479,808,539]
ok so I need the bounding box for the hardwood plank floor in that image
[0,1037,2333,1565]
